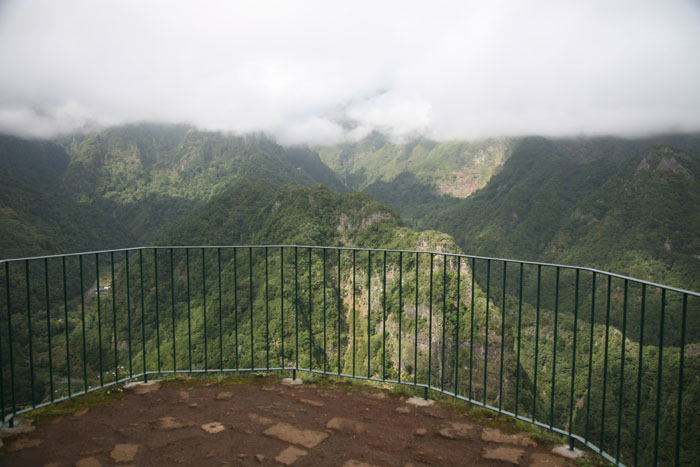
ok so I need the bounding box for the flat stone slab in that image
[124,380,161,394]
[274,445,308,465]
[281,378,303,387]
[6,437,42,452]
[75,457,102,467]
[406,396,434,407]
[342,460,380,467]
[481,427,536,447]
[530,453,575,466]
[215,391,233,400]
[326,417,366,434]
[552,445,585,459]
[394,406,411,414]
[154,416,190,430]
[248,413,274,425]
[482,446,524,465]
[201,422,225,434]
[0,417,35,437]
[110,443,139,463]
[437,421,475,440]
[264,422,329,449]
[299,398,324,408]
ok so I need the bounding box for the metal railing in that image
[0,246,698,466]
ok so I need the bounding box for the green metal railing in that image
[0,246,698,466]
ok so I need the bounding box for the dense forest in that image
[0,125,698,465]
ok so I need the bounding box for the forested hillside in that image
[322,133,700,294]
[0,125,348,257]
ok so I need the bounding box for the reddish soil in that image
[0,377,581,466]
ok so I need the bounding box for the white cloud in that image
[0,0,698,143]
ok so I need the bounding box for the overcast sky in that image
[0,0,699,144]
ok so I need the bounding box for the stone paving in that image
[0,377,590,466]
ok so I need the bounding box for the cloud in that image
[0,0,698,144]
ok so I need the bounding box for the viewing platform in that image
[0,374,587,466]
[1,245,698,466]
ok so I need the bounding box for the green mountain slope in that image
[0,124,350,258]
[0,135,134,258]
[317,132,511,226]
[431,137,700,292]
[59,124,347,242]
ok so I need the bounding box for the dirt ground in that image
[0,376,586,466]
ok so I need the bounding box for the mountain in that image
[317,132,511,226]
[321,133,700,293]
[0,135,134,258]
[58,124,348,243]
[429,136,700,292]
[0,125,348,258]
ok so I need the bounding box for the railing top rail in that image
[1,244,698,297]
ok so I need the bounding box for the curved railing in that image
[1,246,698,466]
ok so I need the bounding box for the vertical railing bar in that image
[468,257,475,401]
[428,253,433,389]
[441,254,447,392]
[550,267,560,428]
[169,248,176,373]
[0,267,5,420]
[585,272,596,442]
[234,248,238,370]
[249,247,254,370]
[295,247,299,371]
[549,266,561,429]
[455,256,461,397]
[323,248,327,373]
[280,247,284,369]
[139,249,147,383]
[600,274,612,453]
[308,248,313,372]
[515,262,523,417]
[414,252,419,386]
[337,249,341,375]
[154,249,161,374]
[44,258,54,401]
[499,261,506,411]
[484,259,491,406]
[652,288,665,467]
[62,256,70,397]
[398,251,403,383]
[616,279,628,463]
[79,255,87,392]
[367,250,371,379]
[186,249,192,372]
[218,248,223,371]
[5,262,16,416]
[265,247,270,371]
[110,252,118,384]
[125,252,132,379]
[202,248,208,372]
[352,249,356,377]
[633,283,646,467]
[532,264,541,420]
[25,260,34,406]
[674,293,687,467]
[96,254,103,387]
[568,269,580,449]
[382,251,387,381]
